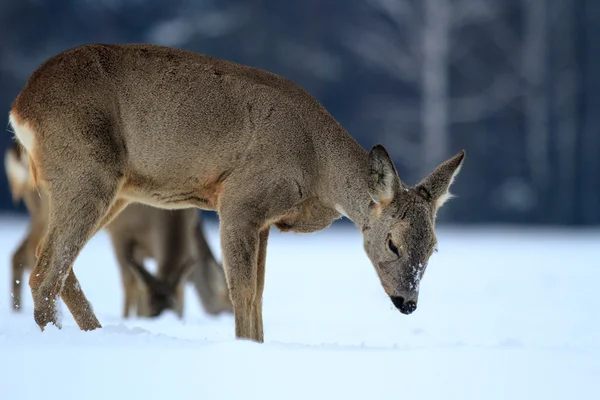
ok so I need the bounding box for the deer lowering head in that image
[126,247,196,318]
[361,146,465,314]
[8,43,464,343]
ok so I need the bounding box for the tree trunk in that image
[552,0,578,224]
[579,0,600,224]
[421,0,451,177]
[522,0,549,194]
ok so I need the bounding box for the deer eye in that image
[388,238,400,257]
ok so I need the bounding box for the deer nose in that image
[402,301,417,314]
[390,296,417,315]
[390,295,404,309]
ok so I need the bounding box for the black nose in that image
[390,296,417,315]
[390,296,405,309]
[402,301,417,314]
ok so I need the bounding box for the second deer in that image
[5,143,232,319]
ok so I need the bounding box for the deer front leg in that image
[252,228,269,342]
[219,212,263,342]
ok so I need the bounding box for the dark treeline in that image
[0,0,598,225]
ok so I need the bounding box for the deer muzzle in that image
[390,293,418,315]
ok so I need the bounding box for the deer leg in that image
[122,268,136,318]
[121,276,131,318]
[59,269,100,329]
[189,220,232,315]
[252,228,269,342]
[63,197,131,323]
[111,240,139,319]
[10,237,29,311]
[174,284,185,318]
[30,179,119,331]
[188,260,218,314]
[96,198,129,234]
[119,251,137,319]
[218,209,262,341]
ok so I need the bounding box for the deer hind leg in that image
[30,175,121,331]
[59,269,100,329]
[96,198,129,235]
[61,199,129,325]
[10,237,29,311]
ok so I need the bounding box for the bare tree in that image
[580,0,600,223]
[421,0,451,179]
[551,0,578,220]
[345,0,521,178]
[146,1,248,46]
[521,0,550,190]
[489,0,577,214]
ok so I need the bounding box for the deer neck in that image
[316,128,374,231]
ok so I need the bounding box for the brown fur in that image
[105,202,232,318]
[8,43,464,341]
[4,143,232,318]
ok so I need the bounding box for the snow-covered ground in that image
[0,214,599,399]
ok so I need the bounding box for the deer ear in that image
[417,150,465,210]
[367,145,403,206]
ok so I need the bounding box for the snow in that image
[0,214,599,399]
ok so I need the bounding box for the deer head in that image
[127,252,197,318]
[362,146,465,314]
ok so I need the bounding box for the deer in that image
[105,201,232,318]
[4,142,232,318]
[7,43,465,343]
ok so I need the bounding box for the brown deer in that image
[4,143,232,318]
[8,43,465,343]
[105,202,232,318]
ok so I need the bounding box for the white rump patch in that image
[4,146,29,185]
[9,112,36,156]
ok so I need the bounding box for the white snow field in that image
[0,213,599,399]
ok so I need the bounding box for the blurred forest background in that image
[0,0,598,226]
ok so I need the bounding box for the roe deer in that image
[105,202,232,318]
[8,43,465,342]
[4,142,232,318]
